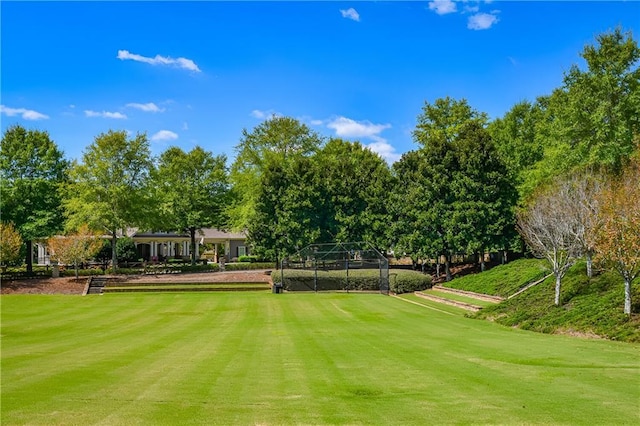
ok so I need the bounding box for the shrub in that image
[61,268,105,277]
[225,262,275,271]
[389,270,432,294]
[238,255,259,263]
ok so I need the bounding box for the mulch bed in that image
[1,270,273,295]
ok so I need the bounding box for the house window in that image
[237,246,247,257]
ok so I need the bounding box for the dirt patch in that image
[1,270,274,295]
[1,277,88,295]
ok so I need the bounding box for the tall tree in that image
[313,138,393,249]
[527,28,640,192]
[413,96,488,147]
[0,125,68,273]
[229,116,323,232]
[64,130,153,273]
[153,146,230,265]
[595,158,640,315]
[450,122,517,271]
[517,187,583,306]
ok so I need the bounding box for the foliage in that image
[474,262,640,342]
[115,237,138,263]
[229,116,323,232]
[442,258,549,298]
[238,255,259,263]
[47,224,103,278]
[393,101,516,279]
[0,222,23,266]
[389,270,432,294]
[153,146,230,265]
[64,130,154,272]
[523,28,640,194]
[224,262,275,271]
[0,125,68,272]
[594,158,640,314]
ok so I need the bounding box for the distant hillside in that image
[442,258,549,298]
[468,262,640,342]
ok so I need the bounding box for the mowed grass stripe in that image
[2,293,639,425]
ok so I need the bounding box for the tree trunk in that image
[25,239,33,274]
[436,257,440,278]
[445,253,452,282]
[624,278,632,315]
[554,274,562,306]
[502,249,507,265]
[189,227,197,266]
[111,231,118,274]
[586,251,593,278]
[75,262,79,279]
[480,249,486,272]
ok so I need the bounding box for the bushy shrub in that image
[389,270,432,294]
[225,262,275,271]
[180,263,220,273]
[116,237,138,263]
[238,255,259,263]
[61,268,105,277]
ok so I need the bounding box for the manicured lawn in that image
[2,293,639,425]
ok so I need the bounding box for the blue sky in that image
[2,1,639,164]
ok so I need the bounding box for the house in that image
[35,228,249,265]
[131,228,249,262]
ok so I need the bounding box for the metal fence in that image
[279,242,389,294]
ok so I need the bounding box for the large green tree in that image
[64,130,153,272]
[229,116,323,232]
[153,146,230,265]
[526,28,640,193]
[0,125,68,273]
[312,138,393,249]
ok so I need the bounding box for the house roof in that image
[130,228,247,241]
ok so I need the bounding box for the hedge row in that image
[224,262,275,271]
[271,269,431,293]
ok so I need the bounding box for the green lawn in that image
[2,293,639,425]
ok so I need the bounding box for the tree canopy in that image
[64,130,154,272]
[153,146,231,264]
[0,125,68,272]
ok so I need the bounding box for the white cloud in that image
[117,50,201,72]
[0,105,49,120]
[364,140,401,165]
[84,110,127,119]
[428,0,457,15]
[126,102,165,113]
[325,116,399,164]
[151,130,178,142]
[250,109,282,120]
[468,12,499,30]
[326,116,391,139]
[340,8,360,22]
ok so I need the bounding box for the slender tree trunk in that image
[480,249,486,272]
[554,274,562,306]
[190,227,197,266]
[586,251,593,278]
[445,253,452,282]
[111,231,117,274]
[75,262,79,279]
[502,249,507,265]
[25,239,33,274]
[624,278,631,315]
[436,257,440,278]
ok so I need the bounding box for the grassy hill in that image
[442,258,549,297]
[450,259,640,342]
